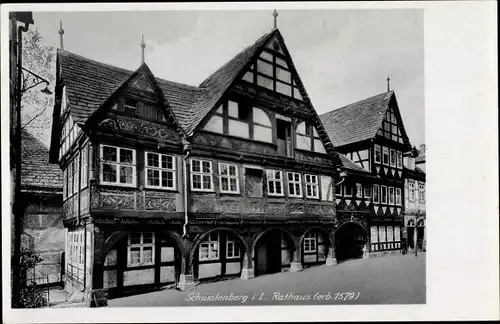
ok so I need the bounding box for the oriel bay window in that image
[267,170,284,196]
[305,174,319,199]
[219,163,240,194]
[100,145,136,186]
[199,232,219,261]
[127,232,155,267]
[287,172,302,197]
[191,159,213,192]
[145,152,176,190]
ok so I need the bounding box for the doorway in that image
[335,223,367,262]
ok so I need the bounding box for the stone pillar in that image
[289,237,303,272]
[178,239,196,291]
[362,233,370,259]
[326,230,337,265]
[240,238,254,280]
[88,225,107,307]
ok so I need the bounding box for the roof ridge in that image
[22,129,50,150]
[320,90,394,118]
[58,49,135,75]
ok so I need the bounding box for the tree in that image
[20,28,55,146]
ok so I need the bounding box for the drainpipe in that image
[182,140,191,238]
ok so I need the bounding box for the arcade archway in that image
[253,228,294,276]
[335,223,367,262]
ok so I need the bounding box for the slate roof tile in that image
[21,130,62,189]
[338,154,372,174]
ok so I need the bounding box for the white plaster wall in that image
[296,134,311,150]
[314,139,326,153]
[321,176,333,201]
[225,262,241,275]
[198,263,221,279]
[160,266,176,283]
[161,247,175,263]
[228,119,249,138]
[253,108,271,126]
[254,125,272,143]
[103,269,117,288]
[303,254,316,263]
[123,268,154,286]
[203,115,223,134]
[281,249,292,265]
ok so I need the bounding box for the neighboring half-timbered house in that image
[320,91,413,259]
[49,27,343,306]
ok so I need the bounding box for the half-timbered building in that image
[403,150,426,251]
[49,26,343,305]
[320,90,413,259]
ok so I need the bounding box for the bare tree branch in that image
[21,105,49,130]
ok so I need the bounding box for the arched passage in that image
[101,230,183,297]
[190,228,248,281]
[253,228,294,276]
[301,228,329,266]
[335,222,367,262]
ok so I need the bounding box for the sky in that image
[31,9,424,147]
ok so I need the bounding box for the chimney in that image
[419,144,426,154]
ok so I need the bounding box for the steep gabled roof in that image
[22,130,62,191]
[320,91,394,147]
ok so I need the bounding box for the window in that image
[67,160,74,197]
[397,151,403,169]
[226,234,241,259]
[73,154,79,194]
[396,188,402,205]
[199,232,219,261]
[124,98,137,115]
[409,180,416,201]
[305,174,319,199]
[381,185,387,204]
[374,144,381,163]
[382,146,389,165]
[219,163,240,194]
[267,170,284,196]
[100,145,136,186]
[390,149,396,167]
[335,183,343,197]
[356,183,363,198]
[419,183,425,203]
[343,184,353,197]
[287,172,302,197]
[66,230,84,283]
[364,184,371,198]
[303,231,317,253]
[63,169,67,200]
[144,152,176,190]
[191,159,213,191]
[389,187,395,205]
[373,185,380,203]
[244,167,264,197]
[81,146,88,189]
[127,232,155,267]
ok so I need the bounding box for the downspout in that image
[182,140,191,238]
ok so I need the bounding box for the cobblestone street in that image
[107,253,425,307]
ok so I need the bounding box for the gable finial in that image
[140,34,146,64]
[273,9,279,29]
[58,20,64,50]
[387,75,391,92]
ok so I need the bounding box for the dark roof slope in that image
[21,130,62,191]
[338,154,372,174]
[415,154,426,163]
[319,91,394,147]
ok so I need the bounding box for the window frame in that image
[267,170,284,197]
[382,146,389,165]
[286,171,303,198]
[390,149,396,167]
[304,174,320,199]
[218,162,240,194]
[303,231,317,253]
[381,185,388,204]
[81,146,89,189]
[373,185,380,203]
[356,183,363,198]
[409,180,416,201]
[99,145,137,187]
[199,232,220,261]
[389,186,395,205]
[127,232,155,268]
[364,184,372,198]
[396,151,403,169]
[226,234,242,259]
[190,158,214,192]
[419,183,425,203]
[374,144,381,164]
[395,187,402,206]
[335,183,343,197]
[144,151,177,190]
[343,183,353,197]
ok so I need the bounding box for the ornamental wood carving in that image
[98,190,136,210]
[97,116,179,142]
[145,196,176,211]
[192,133,277,156]
[295,151,333,167]
[190,195,220,213]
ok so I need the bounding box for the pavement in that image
[107,253,425,306]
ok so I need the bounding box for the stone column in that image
[362,232,370,259]
[240,238,254,280]
[88,225,107,307]
[178,239,196,291]
[289,237,303,272]
[325,230,337,265]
